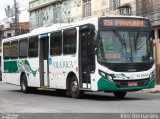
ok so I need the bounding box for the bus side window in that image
[10,41,19,59]
[3,42,11,60]
[19,38,28,58]
[50,31,62,56]
[29,36,38,58]
[63,28,77,55]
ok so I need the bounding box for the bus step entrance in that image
[38,86,50,90]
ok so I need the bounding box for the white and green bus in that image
[2,16,156,98]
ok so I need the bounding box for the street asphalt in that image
[0,82,160,113]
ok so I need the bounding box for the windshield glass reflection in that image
[98,30,153,63]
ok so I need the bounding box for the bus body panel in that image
[49,55,79,89]
[3,60,20,85]
[3,73,20,85]
[49,55,66,89]
[3,58,40,87]
[24,58,40,87]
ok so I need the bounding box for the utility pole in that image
[14,0,19,36]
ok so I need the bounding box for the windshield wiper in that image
[128,33,133,62]
[114,30,135,62]
[134,29,145,51]
[113,30,127,56]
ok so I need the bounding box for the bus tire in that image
[113,91,127,98]
[70,76,82,99]
[20,75,29,93]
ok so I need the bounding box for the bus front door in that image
[79,25,95,89]
[39,34,49,87]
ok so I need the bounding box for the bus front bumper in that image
[98,76,156,92]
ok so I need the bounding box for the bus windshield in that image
[98,30,153,63]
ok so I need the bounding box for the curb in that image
[150,90,160,93]
[137,85,160,94]
[139,89,160,94]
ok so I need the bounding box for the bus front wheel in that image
[113,91,127,98]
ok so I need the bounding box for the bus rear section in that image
[2,36,40,88]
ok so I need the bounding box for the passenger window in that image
[29,36,38,58]
[3,42,10,59]
[63,28,77,54]
[19,38,28,58]
[11,41,19,59]
[50,31,62,56]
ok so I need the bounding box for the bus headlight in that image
[99,70,113,81]
[149,70,156,79]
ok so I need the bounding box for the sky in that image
[0,0,29,23]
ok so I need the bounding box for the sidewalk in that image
[140,85,160,93]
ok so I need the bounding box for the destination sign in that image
[100,18,149,27]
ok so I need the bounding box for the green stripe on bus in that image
[24,60,37,77]
[98,76,156,91]
[3,60,37,77]
[4,61,19,73]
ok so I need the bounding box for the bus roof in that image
[2,15,149,43]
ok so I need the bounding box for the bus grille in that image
[107,63,153,72]
[114,79,150,88]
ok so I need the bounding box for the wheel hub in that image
[22,82,26,91]
[71,81,78,94]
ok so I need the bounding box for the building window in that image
[110,0,120,11]
[35,9,44,28]
[119,7,131,15]
[53,4,62,24]
[83,0,91,18]
[35,10,39,28]
[7,33,12,38]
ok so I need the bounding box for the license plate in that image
[128,82,138,87]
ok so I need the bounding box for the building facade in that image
[0,22,30,39]
[29,0,136,30]
[136,0,160,42]
[0,22,30,62]
[136,0,160,83]
[29,0,160,83]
